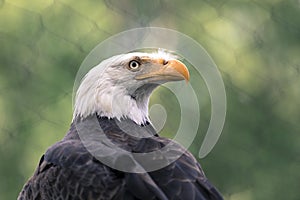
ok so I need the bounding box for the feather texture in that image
[18,116,223,200]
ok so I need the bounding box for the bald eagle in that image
[18,51,223,200]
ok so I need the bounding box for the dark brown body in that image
[18,116,223,200]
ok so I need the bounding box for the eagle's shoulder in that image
[18,127,126,200]
[137,136,224,200]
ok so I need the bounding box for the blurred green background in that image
[1,0,300,199]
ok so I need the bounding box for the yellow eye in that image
[128,60,140,70]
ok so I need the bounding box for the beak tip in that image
[168,59,190,82]
[186,77,190,83]
[185,71,190,82]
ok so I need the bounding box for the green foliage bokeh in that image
[0,0,300,199]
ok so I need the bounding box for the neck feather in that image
[73,80,155,125]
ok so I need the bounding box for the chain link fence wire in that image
[0,0,299,199]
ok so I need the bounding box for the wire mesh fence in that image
[0,0,299,199]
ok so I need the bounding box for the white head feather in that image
[73,51,177,125]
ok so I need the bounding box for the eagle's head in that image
[73,51,189,125]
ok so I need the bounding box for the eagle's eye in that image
[128,60,140,71]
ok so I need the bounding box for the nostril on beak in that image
[163,60,168,65]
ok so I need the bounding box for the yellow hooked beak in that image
[135,59,190,82]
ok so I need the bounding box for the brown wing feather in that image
[18,116,223,200]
